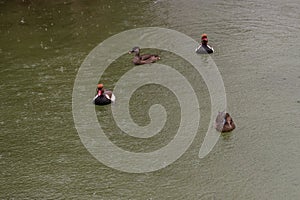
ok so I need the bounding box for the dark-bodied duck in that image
[93,84,116,105]
[195,34,214,54]
[129,47,160,65]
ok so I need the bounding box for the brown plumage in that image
[215,112,236,132]
[129,47,160,65]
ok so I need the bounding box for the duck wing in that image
[132,54,160,65]
[141,54,156,60]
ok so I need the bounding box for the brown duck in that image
[215,112,236,132]
[129,47,160,65]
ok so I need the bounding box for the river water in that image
[1,0,300,199]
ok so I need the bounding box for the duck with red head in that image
[195,34,214,54]
[129,47,160,65]
[93,84,116,105]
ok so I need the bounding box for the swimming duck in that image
[129,47,160,65]
[195,34,214,54]
[93,84,116,105]
[215,112,236,132]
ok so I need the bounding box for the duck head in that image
[201,34,208,45]
[129,47,140,55]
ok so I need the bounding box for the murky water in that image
[1,0,299,199]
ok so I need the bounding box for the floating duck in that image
[215,112,236,132]
[129,47,160,65]
[93,84,116,105]
[195,34,214,54]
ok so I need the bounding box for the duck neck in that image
[135,52,140,57]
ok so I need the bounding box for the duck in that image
[129,47,160,65]
[215,112,236,132]
[195,34,214,54]
[93,84,116,105]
